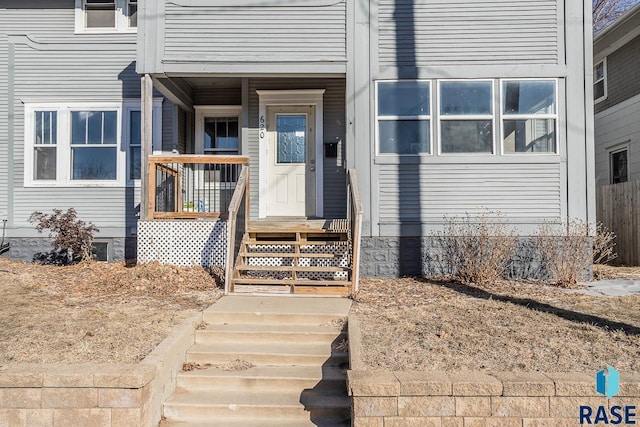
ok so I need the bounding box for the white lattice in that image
[244,241,350,280]
[137,220,227,267]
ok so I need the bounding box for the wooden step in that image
[237,266,350,273]
[239,251,341,258]
[231,278,349,286]
[247,219,350,234]
[245,239,349,246]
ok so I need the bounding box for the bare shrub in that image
[534,219,617,288]
[435,212,518,286]
[29,208,99,264]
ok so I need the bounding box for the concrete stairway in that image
[162,296,352,426]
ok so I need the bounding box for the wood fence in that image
[596,180,640,266]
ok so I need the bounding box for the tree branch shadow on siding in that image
[422,277,640,336]
[395,0,423,276]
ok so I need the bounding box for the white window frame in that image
[194,106,243,155]
[123,100,163,186]
[24,100,161,188]
[594,59,607,104]
[609,144,629,184]
[437,79,495,156]
[375,80,433,157]
[500,79,559,156]
[74,0,137,34]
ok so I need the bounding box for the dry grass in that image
[352,269,640,372]
[0,259,223,365]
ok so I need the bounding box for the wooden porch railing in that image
[225,167,250,294]
[147,155,249,220]
[347,168,364,294]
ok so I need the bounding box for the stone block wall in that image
[0,365,155,426]
[359,237,552,280]
[347,370,640,426]
[0,313,200,427]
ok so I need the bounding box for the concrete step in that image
[195,323,346,344]
[176,365,346,392]
[162,418,350,427]
[186,342,348,366]
[202,295,351,324]
[163,388,350,423]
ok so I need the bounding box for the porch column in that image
[140,74,153,220]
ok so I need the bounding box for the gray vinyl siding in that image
[377,0,560,67]
[163,1,347,63]
[194,87,242,106]
[595,35,640,114]
[0,2,144,235]
[594,94,640,187]
[0,34,8,221]
[247,78,347,219]
[378,163,562,230]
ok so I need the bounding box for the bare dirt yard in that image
[351,265,640,373]
[0,259,223,365]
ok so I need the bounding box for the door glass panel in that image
[277,115,306,164]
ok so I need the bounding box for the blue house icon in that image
[596,366,620,399]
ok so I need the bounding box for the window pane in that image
[379,120,430,154]
[129,110,141,146]
[129,146,141,180]
[611,150,628,184]
[503,80,555,115]
[35,111,57,145]
[34,147,57,180]
[440,81,492,115]
[441,120,493,153]
[103,111,117,144]
[87,111,103,144]
[128,0,138,27]
[503,119,556,153]
[277,115,306,163]
[72,146,117,180]
[594,80,605,100]
[204,117,239,151]
[71,112,86,144]
[378,81,430,116]
[86,1,116,28]
[595,63,604,81]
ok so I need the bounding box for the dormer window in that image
[75,0,136,33]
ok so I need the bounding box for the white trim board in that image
[256,89,325,219]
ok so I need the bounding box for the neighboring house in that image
[593,4,640,187]
[1,1,594,291]
[593,4,640,266]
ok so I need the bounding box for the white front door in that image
[265,105,316,217]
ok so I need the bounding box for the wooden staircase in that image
[229,220,353,295]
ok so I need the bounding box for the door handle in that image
[310,167,316,172]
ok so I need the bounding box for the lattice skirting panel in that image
[245,242,350,280]
[137,220,227,267]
